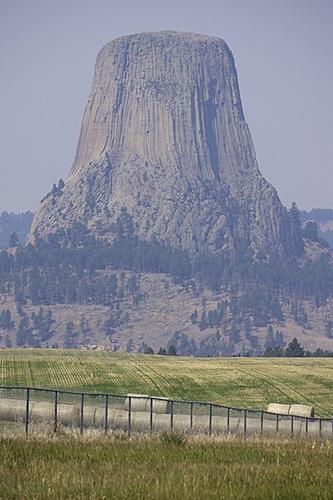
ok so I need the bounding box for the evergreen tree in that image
[4,333,12,348]
[265,325,274,348]
[325,320,333,339]
[16,316,36,347]
[0,309,14,330]
[303,221,319,242]
[190,310,198,324]
[289,202,304,257]
[285,337,305,357]
[143,344,154,354]
[167,344,177,356]
[199,310,208,330]
[64,320,77,348]
[126,338,134,353]
[8,232,19,248]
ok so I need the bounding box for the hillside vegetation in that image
[1,350,333,416]
[0,211,34,247]
[1,209,333,355]
[301,208,333,249]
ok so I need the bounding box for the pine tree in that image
[64,320,76,348]
[289,202,304,257]
[265,325,274,348]
[8,232,19,248]
[285,337,305,357]
[0,309,14,330]
[167,344,177,356]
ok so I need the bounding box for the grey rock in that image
[30,31,293,257]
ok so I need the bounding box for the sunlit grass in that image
[0,433,332,499]
[0,349,333,415]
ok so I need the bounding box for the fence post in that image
[104,395,108,434]
[54,391,58,433]
[190,402,193,431]
[227,407,230,434]
[319,418,322,438]
[170,400,174,432]
[305,417,308,435]
[128,396,131,436]
[291,415,294,435]
[25,388,30,435]
[260,411,264,435]
[80,393,84,435]
[150,398,153,435]
[276,414,279,433]
[209,404,212,435]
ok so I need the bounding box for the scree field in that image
[0,349,333,416]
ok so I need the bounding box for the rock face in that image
[30,31,292,257]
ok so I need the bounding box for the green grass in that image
[0,350,333,416]
[0,434,332,499]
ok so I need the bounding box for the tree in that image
[4,333,12,348]
[8,232,19,248]
[126,338,134,353]
[167,344,177,356]
[190,310,198,324]
[265,325,274,349]
[303,221,319,242]
[51,183,59,197]
[285,337,305,357]
[158,347,167,355]
[289,202,304,256]
[263,346,283,357]
[325,320,333,339]
[0,309,14,330]
[16,316,36,347]
[64,320,76,348]
[143,344,154,354]
[199,310,208,330]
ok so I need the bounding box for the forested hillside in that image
[0,211,34,247]
[301,209,333,249]
[0,206,333,355]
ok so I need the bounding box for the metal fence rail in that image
[0,386,332,439]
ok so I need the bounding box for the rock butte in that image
[30,31,294,257]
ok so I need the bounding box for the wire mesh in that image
[0,387,26,436]
[81,393,106,432]
[319,419,333,439]
[107,394,128,433]
[0,387,331,440]
[28,388,54,435]
[246,410,263,436]
[228,408,243,434]
[211,405,229,434]
[56,391,81,432]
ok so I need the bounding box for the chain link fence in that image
[0,386,332,439]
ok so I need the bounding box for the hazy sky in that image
[0,0,332,213]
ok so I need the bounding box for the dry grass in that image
[0,433,332,499]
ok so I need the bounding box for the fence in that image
[0,386,332,439]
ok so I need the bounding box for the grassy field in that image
[0,349,333,416]
[0,433,332,499]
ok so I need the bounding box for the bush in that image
[159,431,187,446]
